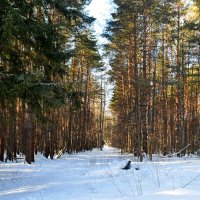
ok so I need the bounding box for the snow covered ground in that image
[1,146,200,200]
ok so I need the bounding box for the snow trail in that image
[0,146,200,200]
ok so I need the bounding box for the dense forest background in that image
[0,0,105,164]
[104,0,200,160]
[0,0,200,164]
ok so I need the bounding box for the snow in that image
[1,146,200,200]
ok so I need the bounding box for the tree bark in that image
[25,104,35,164]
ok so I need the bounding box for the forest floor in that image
[1,146,200,200]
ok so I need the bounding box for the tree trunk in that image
[141,1,148,156]
[0,135,5,162]
[25,104,35,164]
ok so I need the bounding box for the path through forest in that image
[1,146,200,200]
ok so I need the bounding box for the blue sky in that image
[87,0,113,43]
[87,0,114,110]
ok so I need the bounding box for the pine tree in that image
[104,0,200,159]
[0,0,103,163]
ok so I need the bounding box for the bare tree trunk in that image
[0,124,5,162]
[141,1,148,156]
[99,76,105,150]
[161,28,168,155]
[25,104,35,164]
[0,108,5,162]
[176,6,185,155]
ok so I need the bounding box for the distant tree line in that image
[104,0,200,160]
